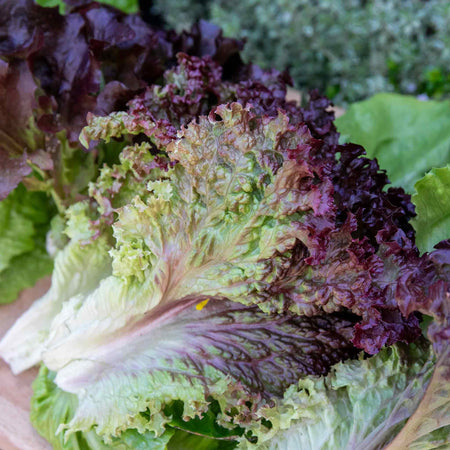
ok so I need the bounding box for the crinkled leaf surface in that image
[412,166,450,253]
[336,94,450,192]
[31,365,174,450]
[250,342,436,450]
[47,296,355,438]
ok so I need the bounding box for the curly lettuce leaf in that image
[60,104,421,356]
[31,364,239,449]
[249,342,436,450]
[44,296,355,439]
[335,94,450,192]
[31,365,174,450]
[31,342,439,449]
[79,103,335,316]
[411,166,450,253]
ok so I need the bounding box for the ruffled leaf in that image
[46,296,356,439]
[30,365,174,450]
[248,342,435,449]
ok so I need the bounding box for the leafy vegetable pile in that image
[0,1,449,449]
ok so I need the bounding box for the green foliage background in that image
[153,0,450,104]
[35,0,138,14]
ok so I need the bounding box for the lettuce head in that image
[0,2,448,449]
[1,100,448,449]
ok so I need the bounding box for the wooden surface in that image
[0,277,52,450]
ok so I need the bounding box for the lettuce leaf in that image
[0,59,40,199]
[412,166,450,253]
[0,234,112,373]
[167,430,238,450]
[47,297,355,439]
[30,342,440,450]
[61,103,422,356]
[250,342,436,450]
[0,185,55,303]
[31,365,174,450]
[385,346,450,450]
[0,247,53,305]
[0,190,36,273]
[335,94,450,192]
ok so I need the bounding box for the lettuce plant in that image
[0,1,449,449]
[1,101,449,447]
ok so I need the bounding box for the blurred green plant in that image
[35,0,138,14]
[153,0,450,104]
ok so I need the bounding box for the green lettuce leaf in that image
[164,400,244,445]
[411,166,450,253]
[385,346,450,450]
[248,342,435,450]
[0,247,53,305]
[0,233,112,373]
[335,94,450,192]
[0,184,55,303]
[167,430,238,450]
[0,191,34,272]
[31,365,174,450]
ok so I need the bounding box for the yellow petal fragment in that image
[196,298,210,311]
